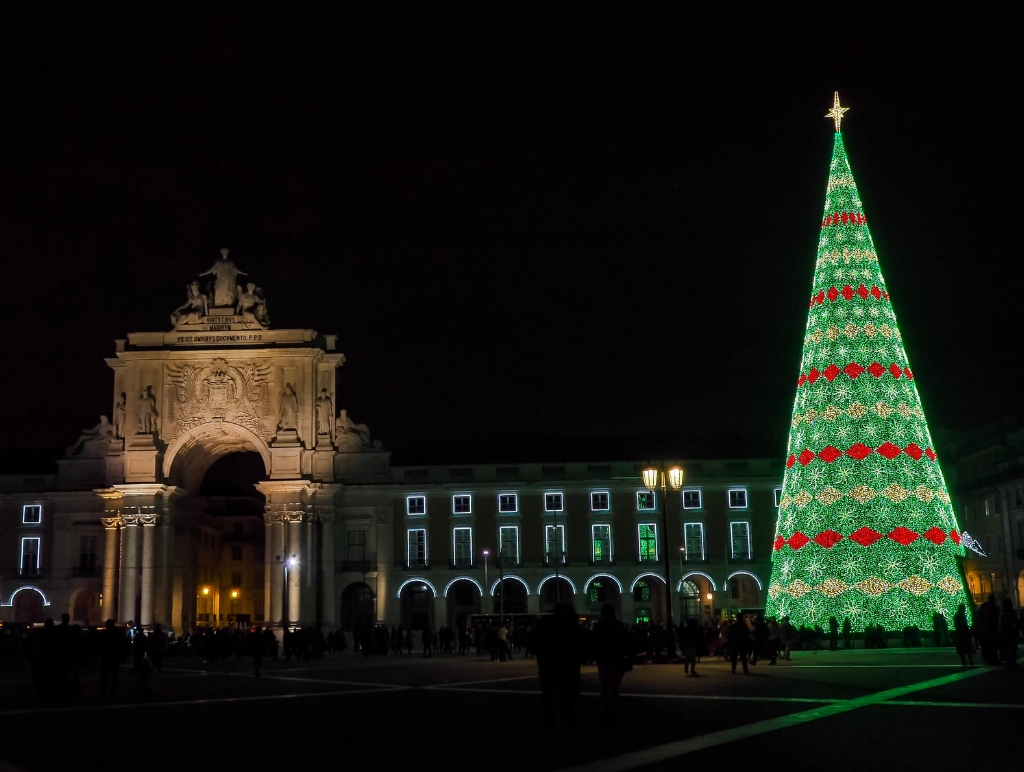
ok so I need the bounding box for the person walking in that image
[781,616,797,661]
[531,604,583,728]
[728,613,751,674]
[592,604,631,725]
[952,603,974,668]
[828,617,839,651]
[680,618,701,676]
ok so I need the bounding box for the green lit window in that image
[637,492,656,511]
[592,525,611,563]
[635,608,651,624]
[638,523,658,561]
[589,580,604,605]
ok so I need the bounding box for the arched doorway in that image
[539,576,576,612]
[400,581,435,630]
[341,581,376,633]
[726,571,763,610]
[71,589,101,626]
[492,577,528,616]
[678,572,716,622]
[584,575,623,615]
[445,578,482,629]
[12,588,46,624]
[631,574,667,625]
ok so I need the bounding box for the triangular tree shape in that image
[765,95,970,631]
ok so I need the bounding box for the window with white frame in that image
[499,525,520,565]
[453,527,472,567]
[730,521,751,559]
[591,491,610,511]
[638,523,658,561]
[452,495,472,514]
[407,528,427,567]
[22,504,42,524]
[545,524,566,564]
[498,493,518,513]
[544,493,564,512]
[637,491,656,511]
[21,537,41,575]
[728,489,748,509]
[682,490,702,510]
[407,495,426,516]
[684,522,705,560]
[774,488,783,507]
[592,524,611,563]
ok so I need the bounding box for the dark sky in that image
[1,8,1020,459]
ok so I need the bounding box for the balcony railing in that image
[401,559,431,571]
[542,553,568,567]
[19,567,43,578]
[728,553,754,563]
[680,553,705,563]
[588,556,616,567]
[450,557,473,569]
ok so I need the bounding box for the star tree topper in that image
[826,92,850,132]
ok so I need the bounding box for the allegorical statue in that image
[335,408,374,450]
[200,247,247,308]
[66,416,115,458]
[113,392,127,439]
[236,282,270,328]
[278,383,298,431]
[137,388,157,434]
[170,280,209,328]
[315,388,334,436]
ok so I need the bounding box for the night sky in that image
[2,9,1021,461]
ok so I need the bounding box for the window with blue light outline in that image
[407,528,427,566]
[453,527,472,566]
[20,536,41,574]
[592,524,612,563]
[406,495,426,516]
[22,504,42,524]
[728,488,748,509]
[590,491,610,511]
[452,494,472,515]
[637,491,656,511]
[498,493,518,513]
[773,487,783,508]
[638,523,658,562]
[545,524,565,561]
[681,490,702,510]
[683,522,705,560]
[499,525,520,564]
[544,492,564,512]
[730,521,752,559]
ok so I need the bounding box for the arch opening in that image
[163,422,271,492]
[444,578,482,629]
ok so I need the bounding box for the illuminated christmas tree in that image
[766,94,970,631]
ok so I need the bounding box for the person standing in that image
[998,597,1019,670]
[952,604,974,668]
[728,613,751,674]
[592,604,631,725]
[531,604,583,728]
[828,617,839,651]
[680,618,701,676]
[99,620,125,697]
[781,616,797,661]
[976,594,1000,665]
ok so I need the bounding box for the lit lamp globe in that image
[642,467,659,491]
[667,466,683,491]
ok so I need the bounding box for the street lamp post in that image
[497,547,505,621]
[642,464,683,632]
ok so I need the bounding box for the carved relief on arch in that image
[165,358,273,441]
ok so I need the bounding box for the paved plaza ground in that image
[0,647,1020,771]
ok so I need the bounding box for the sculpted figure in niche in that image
[66,416,115,458]
[254,287,269,327]
[236,282,270,328]
[278,383,298,431]
[316,388,334,436]
[170,280,209,328]
[200,247,247,308]
[137,388,158,434]
[335,409,373,450]
[113,393,127,439]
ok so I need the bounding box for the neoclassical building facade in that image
[0,252,781,633]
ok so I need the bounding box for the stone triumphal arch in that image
[50,250,393,633]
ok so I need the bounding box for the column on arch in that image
[119,518,140,625]
[320,512,337,628]
[139,516,158,627]
[286,513,303,625]
[101,517,121,623]
[265,513,285,627]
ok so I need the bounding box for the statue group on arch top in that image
[171,247,269,330]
